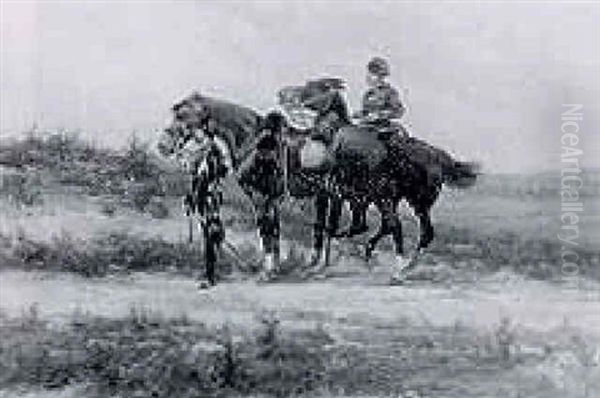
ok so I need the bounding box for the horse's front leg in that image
[365,213,386,260]
[400,204,434,273]
[333,198,368,238]
[308,191,329,268]
[257,197,280,280]
[367,200,409,284]
[244,188,281,282]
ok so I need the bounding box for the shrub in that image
[0,309,335,398]
[5,232,203,277]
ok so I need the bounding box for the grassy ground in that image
[1,186,597,282]
[1,131,599,397]
[1,298,598,398]
[0,306,332,398]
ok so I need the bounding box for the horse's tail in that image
[400,136,480,189]
[442,160,479,188]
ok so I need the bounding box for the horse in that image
[276,77,479,282]
[158,91,334,281]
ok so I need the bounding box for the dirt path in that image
[2,269,600,398]
[2,269,599,340]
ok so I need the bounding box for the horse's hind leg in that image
[365,200,395,259]
[334,198,368,238]
[309,191,329,267]
[257,197,280,279]
[416,209,434,251]
[203,223,217,286]
[367,200,410,283]
[385,201,412,283]
[327,194,343,238]
[366,221,386,260]
[401,204,434,275]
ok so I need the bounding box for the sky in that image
[1,0,599,173]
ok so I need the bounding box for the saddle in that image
[287,122,402,173]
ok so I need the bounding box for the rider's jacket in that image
[360,82,405,126]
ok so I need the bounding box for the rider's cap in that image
[367,57,390,77]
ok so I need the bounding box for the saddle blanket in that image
[300,139,330,170]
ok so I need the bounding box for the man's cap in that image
[367,57,390,77]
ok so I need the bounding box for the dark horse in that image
[277,78,479,281]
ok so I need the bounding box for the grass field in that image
[1,131,599,397]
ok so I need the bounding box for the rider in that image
[348,57,407,235]
[357,56,405,133]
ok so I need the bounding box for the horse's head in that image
[158,91,210,157]
[158,92,224,178]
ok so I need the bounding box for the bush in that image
[0,130,180,212]
[4,232,203,277]
[0,309,336,398]
[0,168,43,208]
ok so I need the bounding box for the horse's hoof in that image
[308,253,322,268]
[389,274,407,286]
[301,264,326,279]
[311,272,328,281]
[300,268,315,279]
[257,271,277,283]
[197,280,214,290]
[302,271,327,281]
[366,259,375,273]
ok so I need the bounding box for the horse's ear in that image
[172,100,184,113]
[190,91,203,101]
[277,86,301,106]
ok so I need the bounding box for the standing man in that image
[191,117,228,289]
